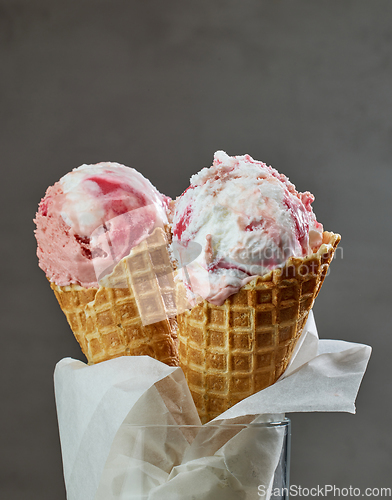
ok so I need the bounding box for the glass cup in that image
[95,418,291,500]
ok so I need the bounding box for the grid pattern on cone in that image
[123,227,177,326]
[178,232,341,423]
[51,228,179,366]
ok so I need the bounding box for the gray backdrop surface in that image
[1,1,391,498]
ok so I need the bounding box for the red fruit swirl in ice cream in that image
[34,162,170,288]
[171,151,323,305]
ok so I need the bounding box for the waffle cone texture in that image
[50,228,179,366]
[177,231,341,423]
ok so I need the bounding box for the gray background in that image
[1,1,391,498]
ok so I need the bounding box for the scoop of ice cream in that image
[35,162,170,287]
[172,151,323,305]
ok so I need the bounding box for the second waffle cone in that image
[51,227,179,366]
[177,231,341,423]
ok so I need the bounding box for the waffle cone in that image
[177,231,341,423]
[51,227,179,366]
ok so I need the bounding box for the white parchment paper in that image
[54,312,371,500]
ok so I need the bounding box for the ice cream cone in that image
[177,231,341,423]
[51,227,179,366]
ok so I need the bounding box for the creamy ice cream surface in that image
[172,151,324,305]
[35,162,170,288]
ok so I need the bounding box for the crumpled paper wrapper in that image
[54,311,371,500]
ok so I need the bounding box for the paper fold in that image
[54,311,371,500]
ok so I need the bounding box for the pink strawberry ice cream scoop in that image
[172,151,323,305]
[34,162,170,288]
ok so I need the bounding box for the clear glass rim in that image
[122,418,291,429]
